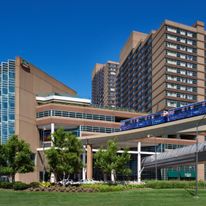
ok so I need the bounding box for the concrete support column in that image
[198,135,205,181]
[137,142,141,183]
[86,144,93,180]
[51,123,55,146]
[82,145,86,181]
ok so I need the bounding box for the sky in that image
[0,0,206,99]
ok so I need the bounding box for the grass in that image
[0,189,206,206]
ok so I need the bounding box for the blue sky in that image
[0,0,206,98]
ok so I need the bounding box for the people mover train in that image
[120,100,206,131]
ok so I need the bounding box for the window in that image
[167,59,177,65]
[167,83,177,89]
[180,30,186,35]
[187,48,193,53]
[167,67,177,73]
[187,87,193,92]
[187,95,193,100]
[180,70,186,75]
[187,71,193,76]
[167,51,177,57]
[187,79,193,84]
[180,38,186,43]
[167,43,177,49]
[167,100,177,107]
[187,63,193,68]
[180,62,186,67]
[180,54,186,59]
[180,94,186,99]
[187,32,193,37]
[167,75,177,81]
[180,86,186,91]
[167,92,177,97]
[167,35,177,41]
[167,27,177,33]
[180,46,186,51]
[187,39,193,45]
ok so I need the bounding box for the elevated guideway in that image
[80,114,206,147]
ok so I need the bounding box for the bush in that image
[40,182,51,188]
[81,184,125,192]
[0,182,13,189]
[144,180,206,189]
[29,182,40,188]
[13,181,30,190]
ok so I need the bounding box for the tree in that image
[45,128,83,182]
[94,140,131,182]
[0,135,34,182]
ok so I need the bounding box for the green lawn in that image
[0,189,206,206]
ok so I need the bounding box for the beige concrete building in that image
[0,57,143,182]
[92,61,119,108]
[117,20,206,113]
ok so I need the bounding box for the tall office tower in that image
[92,61,119,107]
[117,20,206,113]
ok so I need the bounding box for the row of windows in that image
[166,42,195,53]
[166,91,196,100]
[81,126,119,133]
[166,100,191,108]
[166,50,196,61]
[167,83,196,92]
[167,26,195,38]
[36,110,115,122]
[166,34,196,46]
[166,67,196,77]
[166,75,196,84]
[166,59,196,69]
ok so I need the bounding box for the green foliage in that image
[29,182,40,188]
[144,180,206,189]
[0,182,13,189]
[81,184,126,192]
[0,135,34,182]
[94,140,131,181]
[40,182,51,187]
[13,181,30,190]
[45,128,83,181]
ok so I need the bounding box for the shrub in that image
[29,182,40,188]
[40,182,51,187]
[81,184,125,192]
[0,182,13,189]
[13,181,30,190]
[144,180,206,189]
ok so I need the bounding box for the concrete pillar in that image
[137,142,141,183]
[198,135,205,181]
[82,145,86,181]
[51,123,55,146]
[86,144,93,180]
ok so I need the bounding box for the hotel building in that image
[116,20,206,113]
[92,61,119,108]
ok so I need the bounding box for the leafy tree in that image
[94,140,131,182]
[0,135,34,182]
[45,128,83,182]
